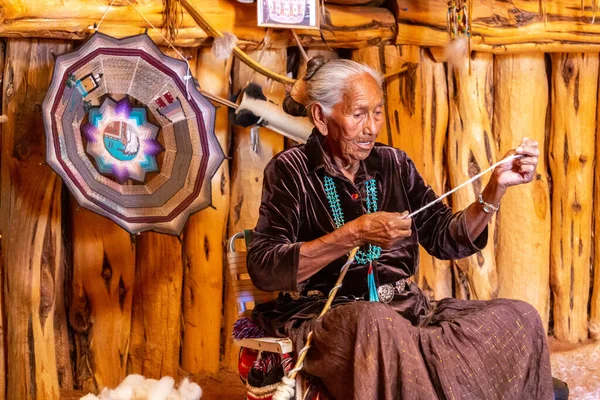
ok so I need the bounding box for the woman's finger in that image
[516,146,540,157]
[519,165,535,174]
[517,156,538,166]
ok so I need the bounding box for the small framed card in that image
[258,0,320,30]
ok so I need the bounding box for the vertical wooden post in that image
[593,84,600,340]
[129,233,183,378]
[69,208,135,391]
[417,49,452,300]
[382,45,452,299]
[0,40,7,400]
[127,46,195,379]
[352,46,390,145]
[224,49,286,370]
[0,39,73,400]
[493,53,551,329]
[549,52,598,343]
[447,52,498,300]
[181,48,232,375]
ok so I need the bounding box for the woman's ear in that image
[311,104,328,136]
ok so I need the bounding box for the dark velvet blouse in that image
[247,131,487,326]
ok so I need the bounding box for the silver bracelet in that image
[478,194,500,214]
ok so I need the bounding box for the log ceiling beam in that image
[0,0,396,48]
[394,0,600,53]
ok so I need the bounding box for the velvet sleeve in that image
[400,153,488,260]
[246,156,303,292]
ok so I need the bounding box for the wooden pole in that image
[382,45,452,300]
[0,38,73,400]
[181,47,232,375]
[493,53,551,329]
[593,83,600,340]
[549,53,598,343]
[392,0,600,53]
[224,49,287,370]
[0,0,396,49]
[593,85,600,340]
[69,207,135,391]
[352,46,391,146]
[0,40,6,400]
[128,233,183,378]
[417,49,452,300]
[447,52,498,300]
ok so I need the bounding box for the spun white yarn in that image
[406,154,521,219]
[79,375,202,400]
[272,376,296,400]
[212,32,238,60]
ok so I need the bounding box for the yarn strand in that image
[406,154,522,219]
[272,247,359,400]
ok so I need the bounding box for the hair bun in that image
[282,55,326,117]
[283,94,307,117]
[304,55,326,81]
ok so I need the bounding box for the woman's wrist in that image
[345,217,367,247]
[482,173,507,206]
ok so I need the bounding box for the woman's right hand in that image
[350,211,412,249]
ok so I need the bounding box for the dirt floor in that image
[63,338,600,400]
[549,338,600,400]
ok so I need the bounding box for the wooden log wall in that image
[493,54,551,329]
[549,53,598,343]
[225,49,287,370]
[5,33,600,400]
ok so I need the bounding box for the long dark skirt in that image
[288,298,553,400]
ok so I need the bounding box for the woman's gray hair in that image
[305,59,383,119]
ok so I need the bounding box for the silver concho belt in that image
[377,279,407,304]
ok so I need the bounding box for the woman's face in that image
[323,73,384,164]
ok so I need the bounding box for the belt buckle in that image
[377,284,395,304]
[377,279,407,304]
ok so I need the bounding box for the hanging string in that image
[91,0,193,100]
[291,30,309,63]
[90,0,117,32]
[124,0,192,99]
[246,28,273,86]
[406,154,523,220]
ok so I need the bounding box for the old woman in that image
[247,57,554,399]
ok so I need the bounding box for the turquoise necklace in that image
[323,175,381,301]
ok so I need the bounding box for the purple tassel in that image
[232,317,266,340]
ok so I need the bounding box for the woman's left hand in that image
[491,138,539,189]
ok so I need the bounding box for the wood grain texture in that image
[0,40,6,400]
[224,49,286,370]
[0,0,395,49]
[394,0,600,53]
[415,49,452,300]
[493,53,550,329]
[352,46,391,146]
[69,207,135,392]
[549,52,597,343]
[1,38,73,400]
[447,52,498,300]
[383,45,452,299]
[181,47,232,375]
[593,81,600,341]
[128,233,183,378]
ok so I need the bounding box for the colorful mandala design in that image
[42,33,224,235]
[82,98,163,183]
